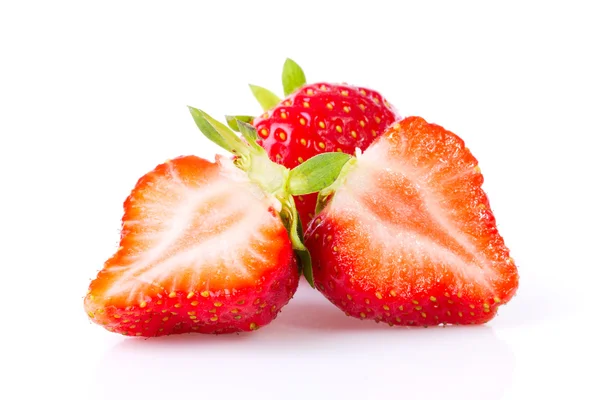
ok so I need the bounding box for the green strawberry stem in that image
[188,107,352,287]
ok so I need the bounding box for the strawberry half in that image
[305,117,519,326]
[228,58,399,230]
[84,109,347,336]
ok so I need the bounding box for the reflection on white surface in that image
[96,282,515,400]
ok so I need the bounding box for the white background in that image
[1,1,599,399]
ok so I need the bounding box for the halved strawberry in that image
[85,109,349,336]
[84,154,299,336]
[229,58,399,230]
[305,117,519,326]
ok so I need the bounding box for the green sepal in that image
[237,121,261,151]
[282,58,307,96]
[315,156,358,215]
[249,84,281,111]
[280,195,314,287]
[225,115,254,132]
[288,152,352,196]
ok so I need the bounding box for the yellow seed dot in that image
[139,301,147,308]
[201,291,209,298]
[484,309,490,313]
[162,309,168,313]
[162,317,169,322]
[359,120,365,127]
[341,90,349,96]
[170,312,177,316]
[343,106,351,113]
[373,97,380,104]
[318,142,325,149]
[157,300,163,305]
[347,294,353,300]
[483,303,490,309]
[448,300,454,304]
[130,325,136,329]
[350,130,357,138]
[474,166,482,174]
[457,292,463,298]
[383,305,390,311]
[444,292,450,297]
[396,317,402,323]
[260,128,268,137]
[333,246,338,252]
[191,301,199,306]
[412,300,419,305]
[415,306,422,311]
[306,89,314,95]
[237,300,245,305]
[398,306,404,311]
[365,298,370,304]
[390,290,397,297]
[234,315,242,320]
[260,303,267,308]
[421,312,427,318]
[210,315,218,322]
[209,308,216,313]
[300,138,307,146]
[359,89,367,95]
[318,121,325,129]
[366,308,372,312]
[385,312,391,317]
[231,309,239,314]
[447,311,451,316]
[299,118,306,125]
[326,103,334,110]
[279,132,286,140]
[458,312,463,317]
[375,292,383,300]
[320,85,327,90]
[470,312,475,316]
[168,292,176,298]
[158,328,164,332]
[375,116,381,124]
[87,311,94,318]
[187,292,194,299]
[284,100,291,106]
[335,125,342,133]
[360,312,366,318]
[359,104,366,111]
[188,311,196,315]
[97,309,105,314]
[280,112,287,119]
[303,101,310,108]
[144,319,151,323]
[189,315,197,320]
[478,203,486,210]
[430,296,437,302]
[113,314,121,319]
[297,157,304,163]
[469,304,475,309]
[494,297,501,303]
[174,303,181,308]
[271,305,277,312]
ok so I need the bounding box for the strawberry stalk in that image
[188,107,350,287]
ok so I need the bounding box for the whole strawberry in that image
[305,117,519,326]
[229,59,399,230]
[84,109,347,336]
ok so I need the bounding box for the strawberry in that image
[84,109,347,336]
[229,58,399,230]
[305,116,519,326]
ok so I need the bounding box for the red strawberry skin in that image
[305,117,519,326]
[84,155,299,336]
[253,82,398,229]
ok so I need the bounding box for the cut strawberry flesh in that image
[85,155,298,336]
[307,117,518,325]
